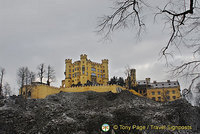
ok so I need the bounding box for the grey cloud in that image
[0,0,189,95]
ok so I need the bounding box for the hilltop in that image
[0,91,200,134]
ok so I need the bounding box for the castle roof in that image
[136,80,179,88]
[150,81,179,88]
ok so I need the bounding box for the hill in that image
[0,91,200,134]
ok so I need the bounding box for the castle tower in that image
[145,78,150,85]
[80,54,88,84]
[64,59,72,87]
[102,59,109,84]
[130,69,136,87]
[125,68,136,89]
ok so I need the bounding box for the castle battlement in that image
[80,54,87,59]
[102,59,108,63]
[65,59,72,63]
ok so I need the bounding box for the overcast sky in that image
[0,0,190,95]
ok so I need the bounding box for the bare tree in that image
[0,67,5,96]
[98,0,200,93]
[98,0,196,54]
[24,67,30,98]
[3,82,11,97]
[124,65,132,89]
[17,67,35,98]
[29,71,36,84]
[37,63,45,84]
[17,67,26,96]
[46,65,55,86]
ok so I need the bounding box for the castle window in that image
[75,68,76,71]
[172,96,176,99]
[166,91,169,94]
[69,74,71,78]
[87,72,88,76]
[172,90,175,94]
[98,74,99,78]
[158,97,161,101]
[69,69,71,72]
[152,92,155,95]
[73,74,74,78]
[73,69,74,72]
[152,97,156,101]
[82,65,85,74]
[167,96,170,100]
[91,73,96,76]
[103,70,105,73]
[98,69,99,72]
[174,83,176,85]
[103,75,105,78]
[101,75,102,78]
[101,70,102,73]
[91,67,96,71]
[158,91,160,95]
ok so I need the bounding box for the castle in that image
[61,54,109,87]
[126,69,181,102]
[20,54,181,102]
[20,54,141,99]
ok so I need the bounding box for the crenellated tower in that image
[62,59,72,87]
[80,54,87,84]
[130,69,136,87]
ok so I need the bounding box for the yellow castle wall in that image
[20,85,60,99]
[147,87,181,102]
[20,84,141,99]
[60,84,124,93]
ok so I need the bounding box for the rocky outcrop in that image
[0,91,200,134]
